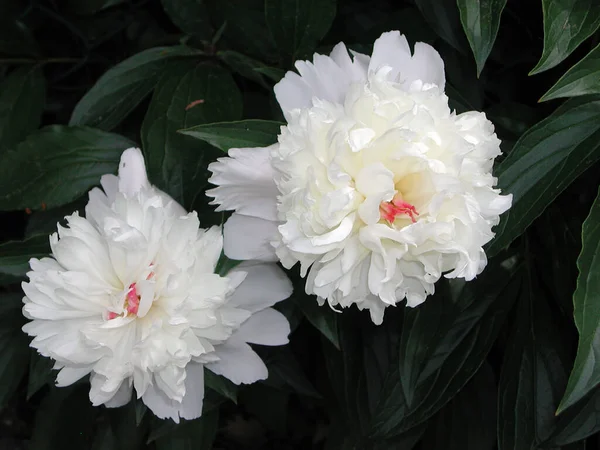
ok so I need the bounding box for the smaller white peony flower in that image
[22,148,292,422]
[207,30,512,325]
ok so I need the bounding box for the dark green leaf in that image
[25,196,88,238]
[27,350,55,400]
[63,0,129,15]
[0,125,134,211]
[240,383,289,433]
[415,0,468,52]
[264,0,337,61]
[0,67,45,151]
[557,185,600,413]
[498,262,570,448]
[488,97,600,256]
[179,119,282,152]
[545,387,600,445]
[370,259,520,437]
[262,347,321,398]
[141,62,242,212]
[457,0,507,75]
[253,66,285,83]
[218,50,272,87]
[294,295,339,349]
[530,0,600,75]
[422,363,496,450]
[107,400,148,450]
[154,411,218,450]
[160,0,213,40]
[70,46,197,130]
[91,423,118,450]
[541,42,600,101]
[0,18,39,56]
[204,368,238,403]
[0,235,50,277]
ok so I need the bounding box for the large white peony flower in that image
[207,31,512,325]
[22,148,292,422]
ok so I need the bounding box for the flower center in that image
[107,265,156,320]
[379,195,419,224]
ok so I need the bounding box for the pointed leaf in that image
[546,386,600,445]
[541,42,600,101]
[530,0,600,75]
[141,62,242,213]
[415,0,468,52]
[70,46,197,130]
[558,185,600,413]
[294,295,340,349]
[179,119,282,152]
[0,125,134,211]
[0,67,45,151]
[27,350,55,399]
[160,0,213,40]
[204,368,238,403]
[488,96,600,256]
[457,0,507,75]
[0,235,50,277]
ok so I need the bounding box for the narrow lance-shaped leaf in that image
[541,42,600,101]
[457,0,507,76]
[530,0,600,75]
[179,119,282,152]
[70,46,197,131]
[557,185,600,413]
[487,96,600,256]
[0,125,134,211]
[415,0,468,52]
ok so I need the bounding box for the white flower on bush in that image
[207,31,512,325]
[22,148,292,422]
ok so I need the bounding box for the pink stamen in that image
[126,283,140,315]
[107,311,118,320]
[380,198,419,224]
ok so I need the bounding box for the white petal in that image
[207,146,279,221]
[55,366,91,387]
[233,308,290,346]
[227,262,293,312]
[223,214,278,262]
[105,380,133,408]
[206,340,268,385]
[407,42,446,90]
[118,148,150,196]
[369,31,412,81]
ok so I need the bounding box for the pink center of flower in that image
[380,198,419,224]
[106,265,156,320]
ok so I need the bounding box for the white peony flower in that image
[207,31,512,325]
[22,148,292,422]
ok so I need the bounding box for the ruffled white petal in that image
[227,262,293,312]
[223,213,278,262]
[206,340,268,385]
[233,308,290,346]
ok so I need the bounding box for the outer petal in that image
[105,380,133,408]
[206,340,268,385]
[233,308,290,346]
[118,148,151,197]
[223,213,279,262]
[207,146,279,221]
[227,262,293,312]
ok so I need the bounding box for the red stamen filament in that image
[380,198,419,224]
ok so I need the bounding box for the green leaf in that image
[179,119,282,151]
[557,185,600,413]
[0,235,50,277]
[141,62,242,212]
[421,363,496,450]
[294,295,340,349]
[541,42,600,101]
[488,96,600,256]
[369,260,520,437]
[457,0,507,76]
[0,67,45,151]
[70,46,197,130]
[262,347,322,398]
[160,0,213,40]
[0,125,134,211]
[218,50,272,87]
[0,293,30,408]
[204,368,238,403]
[545,387,600,445]
[498,262,571,448]
[25,196,88,238]
[264,0,337,61]
[27,351,55,400]
[63,0,129,15]
[0,18,39,56]
[415,0,468,52]
[154,411,218,450]
[530,0,600,75]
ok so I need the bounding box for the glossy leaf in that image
[546,387,600,445]
[70,46,196,130]
[488,96,600,256]
[457,0,507,75]
[541,42,600,101]
[160,0,213,40]
[265,0,337,61]
[218,50,272,87]
[0,67,45,151]
[141,61,242,212]
[530,0,600,75]
[498,263,571,448]
[421,363,496,450]
[0,235,50,277]
[558,185,600,413]
[0,126,134,211]
[415,0,468,52]
[179,119,282,152]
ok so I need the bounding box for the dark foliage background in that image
[1,0,600,448]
